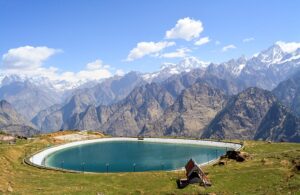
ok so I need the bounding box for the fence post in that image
[81,162,85,172]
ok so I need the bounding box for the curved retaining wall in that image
[29,137,242,168]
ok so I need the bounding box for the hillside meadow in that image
[0,134,299,194]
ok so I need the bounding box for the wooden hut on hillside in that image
[177,159,211,188]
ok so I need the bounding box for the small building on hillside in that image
[177,159,211,189]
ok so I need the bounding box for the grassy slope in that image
[0,137,299,195]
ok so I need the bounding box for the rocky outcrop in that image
[273,71,300,116]
[141,82,227,137]
[77,105,101,130]
[161,69,206,97]
[31,104,61,129]
[255,102,300,142]
[202,87,300,142]
[37,94,90,132]
[97,83,174,136]
[202,88,277,140]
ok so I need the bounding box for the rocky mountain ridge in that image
[201,87,300,142]
[0,100,39,136]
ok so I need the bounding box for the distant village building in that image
[0,135,16,144]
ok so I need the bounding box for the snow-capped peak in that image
[160,56,209,73]
[177,56,209,70]
[212,56,247,77]
[0,73,89,91]
[257,44,285,65]
[253,42,300,67]
[160,62,177,70]
[142,57,209,82]
[275,41,300,53]
[0,74,58,90]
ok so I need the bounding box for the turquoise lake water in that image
[45,141,227,172]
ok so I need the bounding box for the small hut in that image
[177,159,211,189]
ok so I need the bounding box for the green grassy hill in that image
[0,135,299,194]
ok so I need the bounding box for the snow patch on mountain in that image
[276,41,300,53]
[252,43,300,68]
[257,45,285,66]
[0,73,96,91]
[233,63,246,75]
[143,57,209,82]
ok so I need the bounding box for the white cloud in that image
[243,37,255,43]
[115,69,125,76]
[160,48,190,58]
[2,46,61,70]
[194,36,210,46]
[1,58,113,83]
[165,17,203,41]
[126,41,175,61]
[58,67,112,83]
[73,59,112,81]
[86,59,110,70]
[126,17,206,61]
[222,44,236,52]
[1,46,123,86]
[276,41,300,53]
[74,70,111,81]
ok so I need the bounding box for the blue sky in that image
[1,0,300,81]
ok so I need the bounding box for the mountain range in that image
[1,43,300,141]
